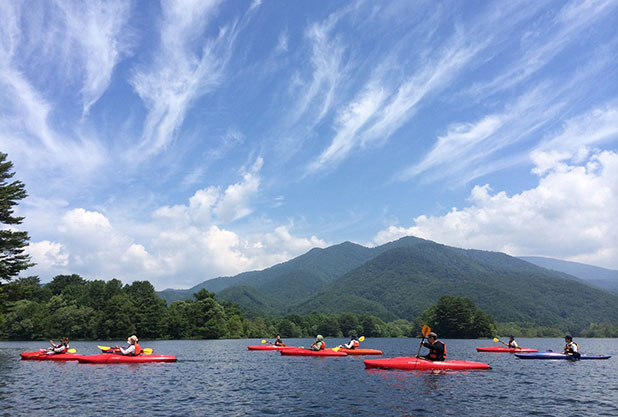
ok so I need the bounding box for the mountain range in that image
[157,237,618,330]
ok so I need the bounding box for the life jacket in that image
[508,341,517,348]
[352,340,360,349]
[428,340,446,361]
[133,342,142,356]
[564,342,578,354]
[319,341,325,350]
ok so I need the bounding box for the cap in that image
[428,332,437,338]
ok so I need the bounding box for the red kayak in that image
[476,346,538,353]
[280,348,347,357]
[20,351,83,361]
[364,356,491,371]
[248,345,295,351]
[339,348,383,355]
[78,354,177,364]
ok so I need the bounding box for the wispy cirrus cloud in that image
[0,1,129,182]
[466,0,617,99]
[130,0,239,160]
[307,24,487,174]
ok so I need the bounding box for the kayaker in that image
[309,334,325,351]
[563,335,580,359]
[47,337,69,354]
[341,335,360,349]
[274,335,286,347]
[419,332,446,361]
[117,335,142,356]
[508,336,519,349]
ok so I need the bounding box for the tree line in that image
[0,274,501,340]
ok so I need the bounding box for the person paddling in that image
[47,337,70,354]
[117,335,142,356]
[419,332,446,361]
[340,335,360,350]
[508,336,519,349]
[563,335,580,360]
[273,335,286,347]
[309,334,325,351]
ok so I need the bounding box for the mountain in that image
[519,256,618,294]
[157,237,427,304]
[157,237,618,332]
[290,241,618,331]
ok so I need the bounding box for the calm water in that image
[1,338,617,416]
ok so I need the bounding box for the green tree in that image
[0,152,33,282]
[422,295,497,338]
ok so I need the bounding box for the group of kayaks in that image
[248,341,611,371]
[20,348,177,364]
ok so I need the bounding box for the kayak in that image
[338,348,383,355]
[476,346,538,353]
[20,351,83,361]
[280,348,347,357]
[364,356,491,371]
[515,352,611,360]
[248,345,294,351]
[78,354,177,364]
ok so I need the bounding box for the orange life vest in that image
[353,340,360,349]
[319,341,325,350]
[428,340,446,361]
[133,342,142,356]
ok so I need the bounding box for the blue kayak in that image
[515,351,610,360]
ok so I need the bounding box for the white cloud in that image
[27,241,69,269]
[374,149,618,269]
[130,0,236,160]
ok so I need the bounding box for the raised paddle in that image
[494,337,522,349]
[416,325,431,358]
[334,335,365,351]
[98,345,154,355]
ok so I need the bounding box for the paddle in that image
[334,335,366,351]
[97,345,154,355]
[416,325,431,358]
[494,337,522,349]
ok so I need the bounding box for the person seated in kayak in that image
[340,335,360,349]
[47,337,70,354]
[309,334,325,351]
[508,336,519,349]
[563,335,580,359]
[419,332,446,361]
[117,335,142,356]
[273,335,286,347]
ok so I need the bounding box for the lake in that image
[1,338,616,416]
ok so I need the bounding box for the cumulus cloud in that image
[26,158,327,289]
[374,149,618,269]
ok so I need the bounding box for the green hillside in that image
[157,240,393,304]
[520,256,618,294]
[295,241,618,332]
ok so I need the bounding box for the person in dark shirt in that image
[419,332,446,361]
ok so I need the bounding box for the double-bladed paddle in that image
[97,345,154,354]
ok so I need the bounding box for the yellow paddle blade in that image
[261,339,267,343]
[67,348,76,353]
[98,345,112,350]
[421,325,431,337]
[359,336,365,342]
[143,348,153,355]
[332,346,340,352]
[493,337,500,343]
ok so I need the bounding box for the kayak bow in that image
[364,356,491,371]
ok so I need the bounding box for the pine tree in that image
[0,152,34,282]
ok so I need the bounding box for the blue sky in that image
[2,0,617,290]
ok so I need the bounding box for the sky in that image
[1,0,617,290]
